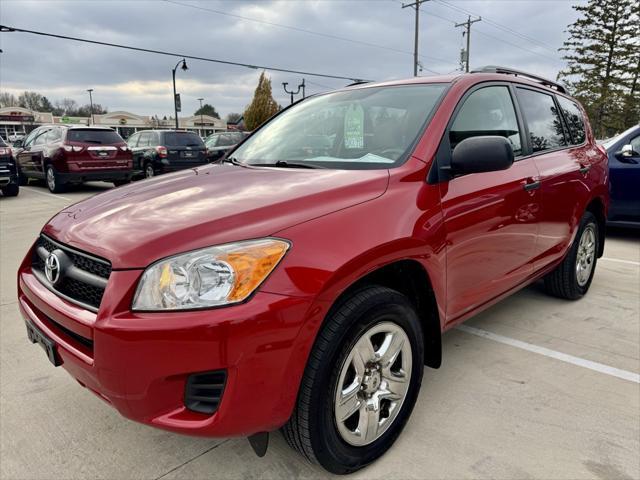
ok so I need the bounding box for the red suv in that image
[18,67,608,474]
[15,126,132,193]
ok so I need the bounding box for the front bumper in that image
[0,175,17,186]
[18,264,314,437]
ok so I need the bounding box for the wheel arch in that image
[326,259,442,369]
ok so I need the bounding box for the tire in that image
[144,163,155,179]
[17,168,28,186]
[282,286,424,474]
[45,165,66,193]
[1,183,19,197]
[544,211,598,300]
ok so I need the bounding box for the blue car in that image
[602,125,640,227]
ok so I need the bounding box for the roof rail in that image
[471,65,567,94]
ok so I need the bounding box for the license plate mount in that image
[25,321,61,366]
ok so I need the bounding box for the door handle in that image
[523,180,540,191]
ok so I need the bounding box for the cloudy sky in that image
[0,0,581,119]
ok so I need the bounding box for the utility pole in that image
[197,97,204,137]
[455,15,481,72]
[402,0,430,77]
[86,89,94,125]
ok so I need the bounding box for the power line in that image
[434,0,559,54]
[400,1,563,65]
[0,25,370,82]
[165,0,455,68]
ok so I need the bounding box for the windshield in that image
[601,125,639,150]
[164,132,204,147]
[232,84,447,169]
[66,129,123,145]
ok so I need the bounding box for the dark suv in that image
[126,130,207,179]
[205,131,250,161]
[0,136,19,197]
[15,126,132,193]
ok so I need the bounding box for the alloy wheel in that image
[145,164,154,178]
[46,167,56,191]
[576,224,596,287]
[334,321,412,446]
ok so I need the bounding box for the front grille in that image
[184,370,227,415]
[32,235,111,311]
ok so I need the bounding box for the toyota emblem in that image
[45,253,61,284]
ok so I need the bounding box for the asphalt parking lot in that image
[1,183,639,480]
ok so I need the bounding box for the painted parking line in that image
[23,187,73,202]
[601,257,640,267]
[457,324,640,384]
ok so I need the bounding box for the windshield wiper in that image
[258,161,321,169]
[221,156,245,166]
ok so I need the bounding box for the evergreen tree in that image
[243,72,280,131]
[558,0,639,138]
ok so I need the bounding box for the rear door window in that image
[47,128,62,143]
[33,129,50,146]
[516,88,567,152]
[557,96,586,145]
[67,129,123,145]
[127,133,140,148]
[163,132,204,147]
[138,132,153,147]
[450,85,522,156]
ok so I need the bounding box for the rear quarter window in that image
[557,96,586,145]
[67,129,123,145]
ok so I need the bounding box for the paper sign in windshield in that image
[344,104,364,149]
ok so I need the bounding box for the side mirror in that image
[12,139,23,148]
[615,144,638,160]
[451,136,514,175]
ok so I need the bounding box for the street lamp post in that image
[172,58,188,130]
[197,97,204,137]
[87,89,94,125]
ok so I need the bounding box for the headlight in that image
[132,238,290,311]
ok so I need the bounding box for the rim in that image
[46,167,55,190]
[145,165,154,178]
[334,321,412,447]
[576,225,596,287]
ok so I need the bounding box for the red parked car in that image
[18,67,608,473]
[15,126,133,193]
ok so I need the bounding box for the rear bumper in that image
[17,264,314,437]
[58,170,132,184]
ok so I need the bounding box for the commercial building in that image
[0,107,227,140]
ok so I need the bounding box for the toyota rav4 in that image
[17,67,608,474]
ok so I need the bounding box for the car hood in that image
[44,164,389,268]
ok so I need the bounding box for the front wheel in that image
[45,165,66,193]
[544,211,599,300]
[282,286,424,474]
[1,183,19,197]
